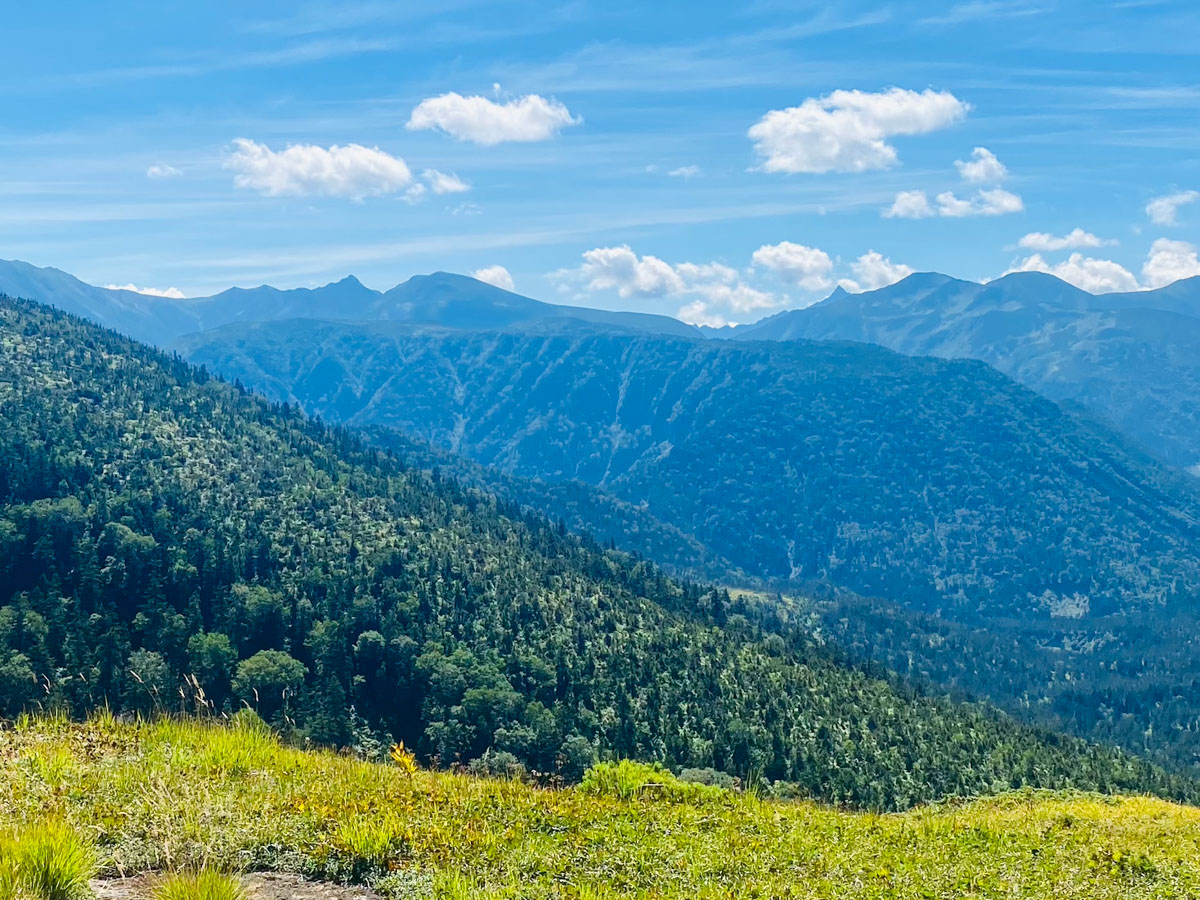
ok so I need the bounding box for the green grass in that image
[0,819,96,900]
[151,871,246,900]
[4,716,1200,898]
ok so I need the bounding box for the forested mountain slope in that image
[179,319,1200,619]
[732,271,1200,471]
[178,318,1200,773]
[4,296,1181,810]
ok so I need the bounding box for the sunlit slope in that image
[4,717,1200,899]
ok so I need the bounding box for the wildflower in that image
[390,741,417,776]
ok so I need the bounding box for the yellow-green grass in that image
[4,715,1200,899]
[0,818,97,900]
[151,870,246,900]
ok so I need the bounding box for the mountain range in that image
[3,257,1197,474]
[7,256,1200,776]
[0,259,698,346]
[730,270,1200,471]
[7,292,1185,810]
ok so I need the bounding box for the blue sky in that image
[3,0,1199,323]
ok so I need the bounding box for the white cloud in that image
[954,146,1007,182]
[225,138,414,200]
[667,165,701,178]
[1017,228,1115,251]
[748,88,969,174]
[751,241,834,291]
[885,147,1019,219]
[883,189,935,219]
[885,186,1022,218]
[1146,190,1199,226]
[687,279,777,314]
[422,169,470,194]
[407,91,580,145]
[1142,238,1200,288]
[146,164,181,179]
[842,251,913,292]
[105,283,186,299]
[883,183,1022,217]
[936,187,1023,217]
[676,300,728,328]
[472,265,515,292]
[559,245,779,325]
[1007,253,1139,293]
[577,245,685,298]
[1004,239,1200,293]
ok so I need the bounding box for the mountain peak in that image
[889,271,958,292]
[987,270,1085,291]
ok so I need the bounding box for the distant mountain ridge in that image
[0,259,699,346]
[728,270,1200,470]
[6,257,1199,472]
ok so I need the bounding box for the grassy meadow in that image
[3,714,1200,899]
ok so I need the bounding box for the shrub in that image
[153,871,247,900]
[557,734,597,780]
[371,871,434,900]
[679,767,737,790]
[466,749,526,780]
[579,760,726,803]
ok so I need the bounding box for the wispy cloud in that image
[1017,229,1116,251]
[920,0,1053,27]
[1146,190,1198,226]
[36,37,396,89]
[486,11,896,96]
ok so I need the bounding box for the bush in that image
[579,760,726,803]
[557,734,597,780]
[679,767,737,790]
[232,650,307,720]
[466,749,526,780]
[371,871,434,900]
